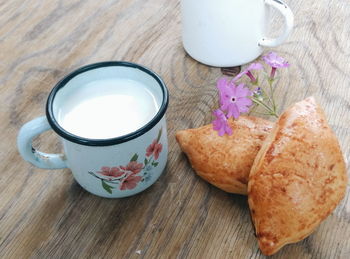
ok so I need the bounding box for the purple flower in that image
[254,87,262,96]
[263,52,290,68]
[217,77,233,106]
[217,81,253,119]
[212,109,232,136]
[247,63,264,71]
[233,63,263,82]
[263,52,290,79]
[253,87,263,101]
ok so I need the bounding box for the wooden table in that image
[0,0,349,258]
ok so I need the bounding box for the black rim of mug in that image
[46,61,169,146]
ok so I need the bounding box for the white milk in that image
[57,79,159,139]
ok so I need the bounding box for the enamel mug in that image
[17,62,169,198]
[181,0,294,67]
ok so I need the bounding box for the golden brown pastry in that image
[248,97,348,255]
[176,116,273,195]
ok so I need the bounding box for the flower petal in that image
[217,78,231,105]
[217,77,229,88]
[227,103,240,119]
[218,127,225,136]
[232,71,247,82]
[220,101,230,112]
[213,109,224,118]
[212,109,232,136]
[236,97,253,107]
[230,83,237,96]
[235,84,250,97]
[101,166,110,172]
[225,124,233,135]
[263,52,289,68]
[247,62,263,70]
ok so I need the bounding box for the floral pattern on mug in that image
[146,140,163,160]
[88,128,163,194]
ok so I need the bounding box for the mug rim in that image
[46,61,169,146]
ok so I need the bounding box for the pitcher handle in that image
[259,0,294,47]
[17,116,67,169]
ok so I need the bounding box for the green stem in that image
[259,86,274,108]
[251,98,273,113]
[88,171,123,182]
[253,111,278,116]
[248,104,259,115]
[251,98,279,118]
[268,79,277,113]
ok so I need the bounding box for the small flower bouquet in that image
[213,52,290,136]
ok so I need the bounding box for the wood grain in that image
[0,0,349,258]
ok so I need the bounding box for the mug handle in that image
[17,116,67,169]
[259,0,294,47]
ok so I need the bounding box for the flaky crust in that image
[248,97,348,255]
[176,116,273,195]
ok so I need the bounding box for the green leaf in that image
[152,162,159,167]
[156,128,162,142]
[130,153,139,162]
[144,158,148,165]
[101,180,114,194]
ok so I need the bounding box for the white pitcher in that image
[181,0,294,67]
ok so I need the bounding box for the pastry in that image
[248,97,348,255]
[176,116,273,195]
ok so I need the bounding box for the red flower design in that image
[98,166,124,178]
[146,140,157,157]
[120,173,142,190]
[146,140,163,160]
[120,161,143,175]
[153,143,162,160]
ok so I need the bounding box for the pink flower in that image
[120,161,144,175]
[217,81,253,119]
[120,173,142,190]
[263,52,289,79]
[146,140,163,160]
[212,109,232,136]
[153,143,162,160]
[98,166,125,178]
[247,63,264,70]
[263,52,290,68]
[233,63,263,82]
[146,140,157,157]
[217,78,233,106]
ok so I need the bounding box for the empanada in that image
[176,116,273,195]
[248,97,348,255]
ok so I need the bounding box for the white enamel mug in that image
[17,62,169,198]
[181,0,294,67]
